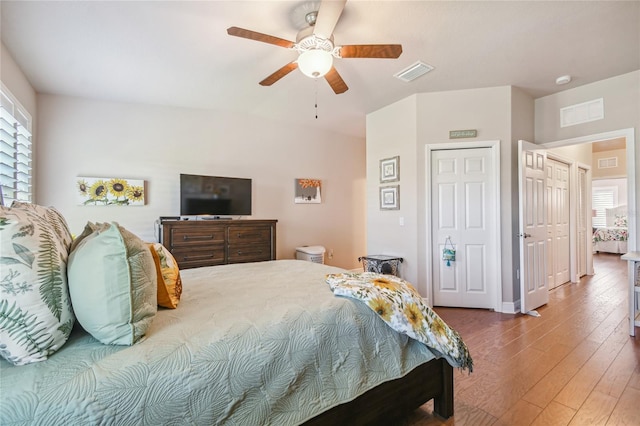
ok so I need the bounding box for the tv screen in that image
[180,174,252,217]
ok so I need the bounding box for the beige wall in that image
[366,86,534,310]
[510,87,536,304]
[366,95,418,284]
[1,43,36,115]
[34,94,366,269]
[535,70,639,249]
[546,143,592,166]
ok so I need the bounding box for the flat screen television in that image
[180,174,252,217]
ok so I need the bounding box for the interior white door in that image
[577,167,588,277]
[432,147,497,309]
[518,140,549,315]
[546,158,570,288]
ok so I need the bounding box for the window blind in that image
[0,85,32,206]
[592,187,616,228]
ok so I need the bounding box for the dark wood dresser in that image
[161,219,277,269]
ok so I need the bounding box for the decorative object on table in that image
[379,156,400,183]
[358,255,403,277]
[294,178,321,204]
[442,237,456,266]
[76,177,145,206]
[380,185,400,210]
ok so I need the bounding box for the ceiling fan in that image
[227,0,402,94]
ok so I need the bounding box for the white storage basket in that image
[295,246,326,264]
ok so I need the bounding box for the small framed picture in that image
[379,156,399,183]
[380,185,400,210]
[294,178,322,204]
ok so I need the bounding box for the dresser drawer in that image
[170,226,225,248]
[171,246,226,269]
[228,226,272,245]
[161,219,277,269]
[227,243,272,263]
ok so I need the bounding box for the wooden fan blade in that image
[313,0,347,39]
[227,26,294,49]
[340,44,403,58]
[324,66,348,94]
[259,62,299,86]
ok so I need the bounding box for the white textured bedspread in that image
[0,260,436,425]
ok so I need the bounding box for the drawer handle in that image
[183,235,214,241]
[183,254,215,260]
[236,250,263,255]
[236,233,261,239]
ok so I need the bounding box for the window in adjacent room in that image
[591,186,617,228]
[0,83,32,206]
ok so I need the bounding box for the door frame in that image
[542,128,636,253]
[425,140,502,311]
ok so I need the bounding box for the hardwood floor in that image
[404,253,639,425]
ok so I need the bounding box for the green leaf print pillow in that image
[0,202,74,365]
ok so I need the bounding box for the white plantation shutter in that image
[0,85,32,206]
[592,187,616,228]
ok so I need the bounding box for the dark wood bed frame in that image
[304,357,454,425]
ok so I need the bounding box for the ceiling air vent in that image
[394,61,434,82]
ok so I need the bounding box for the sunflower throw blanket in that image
[326,272,473,372]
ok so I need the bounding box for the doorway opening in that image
[519,128,636,314]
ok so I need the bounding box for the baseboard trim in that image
[501,300,520,314]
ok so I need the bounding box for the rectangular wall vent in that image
[560,98,604,128]
[598,157,618,169]
[394,61,434,82]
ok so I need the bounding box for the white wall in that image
[535,70,639,249]
[35,94,366,269]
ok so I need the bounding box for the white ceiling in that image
[1,1,639,139]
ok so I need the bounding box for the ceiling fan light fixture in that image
[298,49,333,78]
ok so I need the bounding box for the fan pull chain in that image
[314,78,318,119]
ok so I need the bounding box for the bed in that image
[593,204,628,254]
[0,259,463,425]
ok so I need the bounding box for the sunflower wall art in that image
[76,177,145,206]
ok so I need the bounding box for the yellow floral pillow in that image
[148,243,182,309]
[326,272,473,372]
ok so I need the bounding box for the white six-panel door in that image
[546,158,570,289]
[431,148,497,309]
[519,141,549,314]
